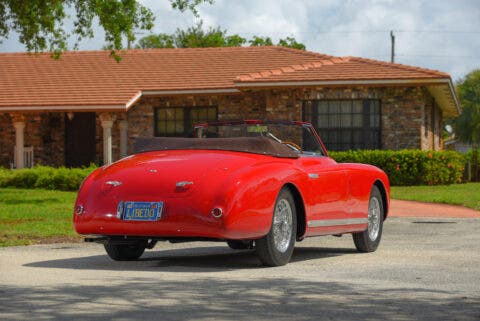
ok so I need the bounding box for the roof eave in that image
[1,88,241,112]
[235,77,461,116]
[1,79,460,116]
[0,104,126,112]
[234,77,451,87]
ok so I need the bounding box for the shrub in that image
[0,165,97,191]
[329,150,465,186]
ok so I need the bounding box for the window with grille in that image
[154,106,218,137]
[303,99,381,151]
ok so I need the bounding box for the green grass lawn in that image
[0,188,80,246]
[391,183,480,211]
[1,183,479,247]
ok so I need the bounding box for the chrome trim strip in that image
[105,180,122,187]
[307,218,368,227]
[176,181,194,187]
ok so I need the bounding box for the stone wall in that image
[0,85,445,168]
[0,112,65,168]
[126,86,442,154]
[0,113,14,167]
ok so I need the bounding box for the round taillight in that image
[210,207,223,218]
[75,205,84,215]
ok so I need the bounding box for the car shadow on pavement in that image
[24,245,357,272]
[1,277,478,321]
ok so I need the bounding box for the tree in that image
[137,23,306,50]
[248,36,273,46]
[277,36,306,50]
[249,35,305,49]
[136,21,246,49]
[173,21,246,48]
[456,69,480,181]
[136,33,175,49]
[0,0,213,57]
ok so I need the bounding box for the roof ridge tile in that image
[347,56,450,78]
[234,57,351,82]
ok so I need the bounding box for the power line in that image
[397,54,480,59]
[230,30,480,35]
[320,52,479,60]
[395,30,480,34]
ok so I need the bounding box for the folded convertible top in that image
[134,136,299,159]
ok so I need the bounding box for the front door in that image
[65,112,96,167]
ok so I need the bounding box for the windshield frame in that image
[194,120,329,157]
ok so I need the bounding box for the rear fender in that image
[218,162,303,239]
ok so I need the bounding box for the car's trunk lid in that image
[92,150,263,199]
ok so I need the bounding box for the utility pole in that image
[390,30,395,63]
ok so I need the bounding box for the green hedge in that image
[329,150,465,186]
[0,165,97,191]
[0,150,468,189]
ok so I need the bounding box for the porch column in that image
[118,120,128,159]
[99,113,116,165]
[10,113,26,169]
[14,122,25,169]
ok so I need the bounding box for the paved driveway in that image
[1,217,479,321]
[389,199,480,218]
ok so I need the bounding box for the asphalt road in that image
[1,217,479,321]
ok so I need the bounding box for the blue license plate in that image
[119,201,163,221]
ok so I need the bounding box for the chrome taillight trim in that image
[210,207,223,218]
[75,205,84,215]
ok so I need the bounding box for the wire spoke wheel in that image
[353,185,384,252]
[256,187,297,266]
[272,199,293,253]
[368,197,381,241]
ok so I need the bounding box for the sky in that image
[0,0,479,81]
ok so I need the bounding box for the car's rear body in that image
[74,120,390,266]
[74,144,389,241]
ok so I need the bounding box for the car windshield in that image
[195,122,325,156]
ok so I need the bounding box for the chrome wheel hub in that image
[272,199,293,253]
[368,197,381,241]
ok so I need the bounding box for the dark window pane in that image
[318,115,328,128]
[340,130,351,143]
[155,106,217,137]
[352,100,363,114]
[352,114,363,127]
[302,99,381,151]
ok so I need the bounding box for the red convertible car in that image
[74,120,389,266]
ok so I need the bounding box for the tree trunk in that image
[473,146,479,182]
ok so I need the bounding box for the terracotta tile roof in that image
[234,56,450,83]
[0,46,454,111]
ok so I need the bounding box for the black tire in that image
[256,187,297,266]
[227,240,253,250]
[104,241,146,261]
[353,185,384,252]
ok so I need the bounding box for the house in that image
[0,46,460,168]
[444,139,473,154]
